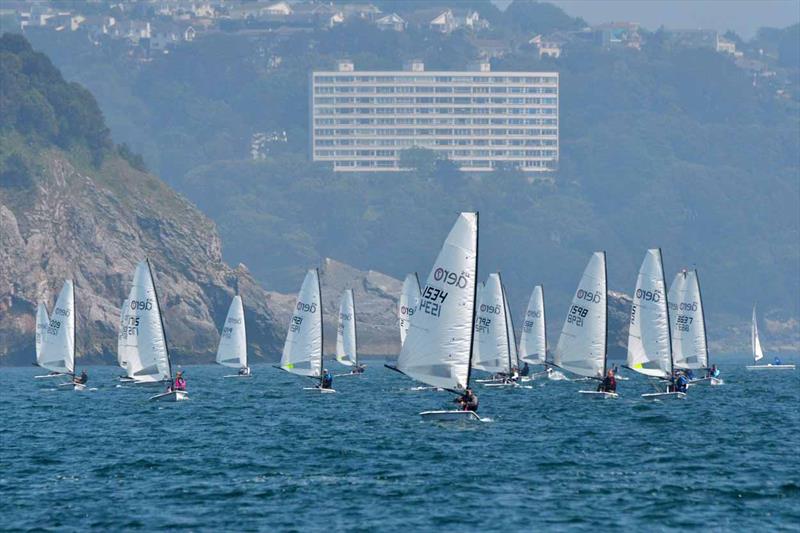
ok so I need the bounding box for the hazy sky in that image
[495,1,800,38]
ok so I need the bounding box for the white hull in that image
[58,382,86,391]
[419,410,484,422]
[223,374,252,378]
[746,364,795,371]
[149,390,189,402]
[302,387,337,394]
[34,373,70,379]
[689,377,724,386]
[548,371,568,381]
[710,377,724,386]
[409,386,444,392]
[641,391,687,401]
[578,390,619,399]
[482,381,520,388]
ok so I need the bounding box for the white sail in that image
[668,270,708,369]
[399,273,421,346]
[35,303,50,368]
[39,280,75,374]
[280,269,323,377]
[120,260,172,382]
[519,285,547,365]
[553,252,607,379]
[752,306,764,362]
[502,281,519,369]
[626,249,672,378]
[472,274,511,374]
[397,212,478,390]
[117,298,130,370]
[216,295,247,369]
[335,289,357,366]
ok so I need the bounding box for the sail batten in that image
[216,295,247,369]
[627,249,672,378]
[336,289,358,366]
[554,252,607,379]
[396,212,478,391]
[280,269,323,377]
[35,303,50,369]
[39,280,75,374]
[669,270,708,369]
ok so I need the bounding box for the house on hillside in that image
[424,8,486,34]
[529,33,567,58]
[594,21,641,50]
[375,13,406,32]
[264,1,293,17]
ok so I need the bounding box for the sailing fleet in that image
[32,212,793,416]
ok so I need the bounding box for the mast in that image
[498,273,513,374]
[602,251,608,377]
[465,211,479,389]
[72,280,77,375]
[147,258,172,379]
[351,289,358,367]
[695,269,709,369]
[542,285,549,366]
[316,267,323,377]
[659,249,675,375]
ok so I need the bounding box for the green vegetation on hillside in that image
[15,3,800,335]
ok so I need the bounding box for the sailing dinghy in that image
[115,260,185,401]
[278,269,333,392]
[399,273,421,347]
[388,212,485,421]
[746,306,795,370]
[626,249,685,400]
[668,270,721,385]
[518,285,553,380]
[39,281,80,388]
[216,295,250,377]
[552,252,617,399]
[334,289,363,376]
[473,274,520,388]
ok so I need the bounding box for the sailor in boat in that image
[612,364,619,374]
[685,368,695,380]
[238,367,251,376]
[668,370,689,393]
[455,388,479,412]
[520,362,530,377]
[170,371,187,392]
[73,370,88,385]
[351,364,365,374]
[773,356,783,366]
[706,364,720,378]
[596,369,617,393]
[320,369,333,389]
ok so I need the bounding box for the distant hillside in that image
[0,33,283,364]
[17,2,800,352]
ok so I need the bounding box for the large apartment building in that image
[310,60,559,172]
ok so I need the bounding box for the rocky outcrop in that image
[0,149,282,365]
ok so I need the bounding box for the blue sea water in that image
[1,356,799,532]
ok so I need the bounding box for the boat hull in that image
[303,387,337,394]
[419,410,483,422]
[578,390,619,399]
[57,382,86,391]
[746,364,795,371]
[641,392,687,401]
[223,374,252,378]
[149,390,189,402]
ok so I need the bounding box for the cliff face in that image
[0,147,283,364]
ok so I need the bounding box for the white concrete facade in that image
[310,61,559,172]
